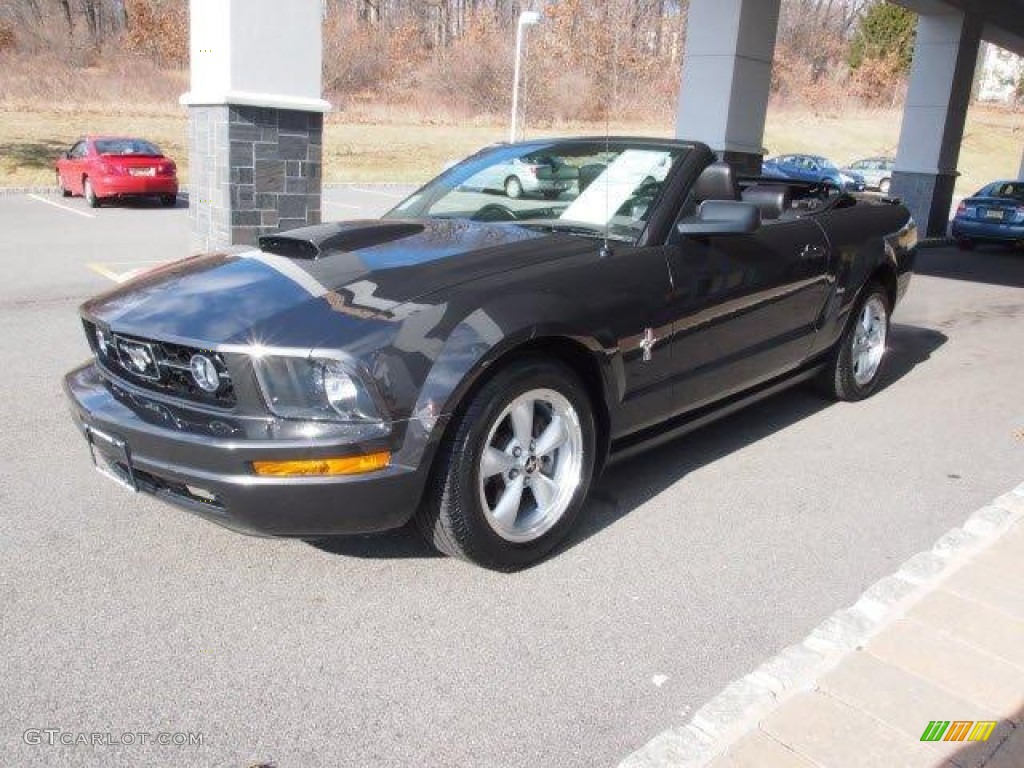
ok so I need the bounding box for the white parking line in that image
[27,194,96,219]
[349,187,405,198]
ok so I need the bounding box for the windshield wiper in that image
[520,221,628,241]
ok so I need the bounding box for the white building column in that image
[181,0,330,251]
[1018,148,1024,180]
[891,9,981,238]
[675,0,780,174]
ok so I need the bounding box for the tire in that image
[415,358,596,570]
[84,178,100,208]
[818,283,891,402]
[505,176,523,199]
[956,238,975,251]
[878,178,891,195]
[160,194,177,207]
[57,172,71,197]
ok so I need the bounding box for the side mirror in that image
[677,200,761,237]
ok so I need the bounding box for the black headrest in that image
[693,162,740,202]
[741,185,792,220]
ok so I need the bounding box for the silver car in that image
[462,153,578,199]
[843,157,895,194]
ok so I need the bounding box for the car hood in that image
[81,218,584,349]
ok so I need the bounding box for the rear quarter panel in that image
[808,202,917,359]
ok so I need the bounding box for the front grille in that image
[83,320,237,408]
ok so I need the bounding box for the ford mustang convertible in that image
[64,138,916,570]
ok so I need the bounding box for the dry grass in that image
[2,104,1020,197]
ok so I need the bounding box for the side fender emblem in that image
[640,328,657,363]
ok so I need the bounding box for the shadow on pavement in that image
[569,322,948,551]
[311,323,947,564]
[916,244,1024,289]
[97,196,188,210]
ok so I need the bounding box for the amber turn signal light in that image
[251,452,390,477]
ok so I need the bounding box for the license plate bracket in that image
[85,425,138,492]
[984,209,1004,220]
[129,167,156,177]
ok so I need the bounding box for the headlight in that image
[254,355,383,423]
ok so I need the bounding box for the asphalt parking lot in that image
[1,187,1022,768]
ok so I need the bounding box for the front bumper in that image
[951,218,1024,243]
[93,175,178,198]
[63,362,424,537]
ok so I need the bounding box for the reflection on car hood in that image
[80,218,575,348]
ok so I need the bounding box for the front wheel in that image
[160,194,177,207]
[818,284,891,401]
[878,178,891,195]
[415,358,596,570]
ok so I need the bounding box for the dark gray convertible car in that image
[65,138,916,570]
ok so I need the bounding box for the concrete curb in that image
[619,481,1024,768]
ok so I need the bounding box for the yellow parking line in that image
[87,263,124,282]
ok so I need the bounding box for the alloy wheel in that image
[851,295,887,386]
[477,388,583,543]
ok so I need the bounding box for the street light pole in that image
[509,10,541,144]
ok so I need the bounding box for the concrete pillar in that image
[675,0,780,175]
[181,0,330,251]
[890,10,980,238]
[1019,148,1024,180]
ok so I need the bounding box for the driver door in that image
[661,217,831,415]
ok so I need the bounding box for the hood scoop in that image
[258,221,425,260]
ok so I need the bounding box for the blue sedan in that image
[951,180,1024,250]
[762,153,866,192]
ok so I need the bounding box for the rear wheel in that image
[818,284,890,401]
[878,178,891,195]
[160,194,177,207]
[57,172,71,197]
[505,176,523,199]
[956,238,975,251]
[415,358,596,570]
[84,178,100,208]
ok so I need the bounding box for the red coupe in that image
[56,136,178,208]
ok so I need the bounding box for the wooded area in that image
[0,0,914,117]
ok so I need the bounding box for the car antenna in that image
[599,27,614,260]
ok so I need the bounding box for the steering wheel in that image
[471,203,518,222]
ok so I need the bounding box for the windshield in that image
[384,140,688,243]
[94,138,162,156]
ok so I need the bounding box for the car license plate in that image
[130,167,156,177]
[85,425,138,492]
[984,209,1004,220]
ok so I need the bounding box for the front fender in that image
[395,290,619,474]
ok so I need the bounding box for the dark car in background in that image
[64,137,915,570]
[763,153,866,192]
[843,157,895,194]
[56,136,178,208]
[951,180,1024,250]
